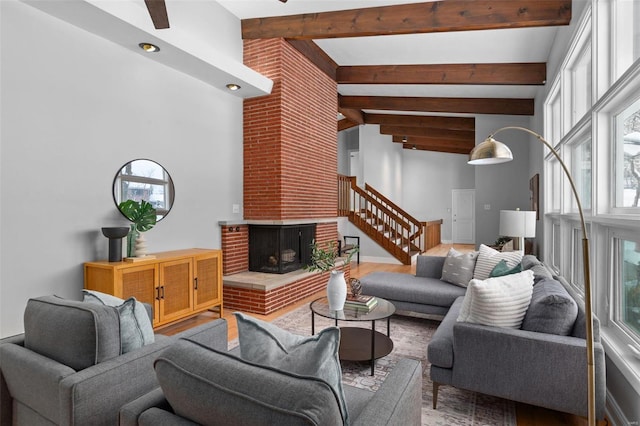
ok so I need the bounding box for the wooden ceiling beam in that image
[338,119,359,132]
[241,0,571,40]
[403,143,471,155]
[144,0,170,29]
[382,126,474,142]
[364,113,475,131]
[341,96,534,115]
[338,96,364,124]
[286,40,337,80]
[392,135,474,149]
[337,63,546,85]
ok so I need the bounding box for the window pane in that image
[551,159,562,211]
[613,0,640,80]
[572,227,585,291]
[553,222,561,270]
[621,239,640,338]
[571,45,592,124]
[572,138,592,210]
[615,98,640,208]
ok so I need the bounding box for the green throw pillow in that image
[490,259,523,277]
[234,312,349,425]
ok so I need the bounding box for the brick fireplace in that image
[219,38,348,315]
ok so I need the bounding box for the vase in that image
[135,232,149,257]
[127,224,138,258]
[327,270,347,311]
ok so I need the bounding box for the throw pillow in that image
[457,270,534,328]
[521,278,578,335]
[441,248,479,288]
[83,290,154,353]
[473,244,523,281]
[234,312,349,425]
[489,259,523,277]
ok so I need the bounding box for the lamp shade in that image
[468,137,514,165]
[499,210,536,238]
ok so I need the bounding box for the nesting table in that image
[310,296,395,375]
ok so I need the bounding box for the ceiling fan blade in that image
[144,0,170,29]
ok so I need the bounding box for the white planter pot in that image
[327,270,347,311]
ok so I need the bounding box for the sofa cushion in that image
[521,278,578,335]
[457,270,534,328]
[473,244,523,281]
[441,248,479,287]
[360,272,466,308]
[521,255,554,283]
[155,339,344,426]
[23,295,121,370]
[83,290,155,353]
[427,296,465,369]
[234,312,348,425]
[489,259,523,277]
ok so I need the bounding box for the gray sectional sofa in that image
[360,254,607,420]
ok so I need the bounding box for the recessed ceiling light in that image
[226,83,241,91]
[402,136,408,143]
[139,43,160,53]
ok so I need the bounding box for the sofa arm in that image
[172,318,228,351]
[352,358,422,426]
[415,256,445,279]
[0,343,76,424]
[451,322,606,419]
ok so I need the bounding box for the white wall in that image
[401,150,475,242]
[473,115,534,247]
[360,125,403,205]
[0,1,244,337]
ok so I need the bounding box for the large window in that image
[572,137,592,211]
[616,237,640,342]
[615,98,640,209]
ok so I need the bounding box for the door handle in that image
[155,287,160,300]
[160,286,165,299]
[194,277,198,290]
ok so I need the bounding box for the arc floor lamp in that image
[469,126,596,426]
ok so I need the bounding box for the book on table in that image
[344,295,378,311]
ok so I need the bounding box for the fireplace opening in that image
[249,224,316,274]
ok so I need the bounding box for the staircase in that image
[338,175,441,265]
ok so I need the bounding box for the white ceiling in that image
[217,0,560,116]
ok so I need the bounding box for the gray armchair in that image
[0,295,228,426]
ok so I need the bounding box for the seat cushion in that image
[155,339,344,426]
[23,295,121,370]
[234,312,348,425]
[521,278,578,335]
[360,272,466,308]
[83,290,155,353]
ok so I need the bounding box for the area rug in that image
[232,304,517,426]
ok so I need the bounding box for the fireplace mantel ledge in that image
[223,259,348,292]
[219,218,339,226]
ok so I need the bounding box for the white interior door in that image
[452,189,475,244]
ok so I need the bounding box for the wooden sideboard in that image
[84,248,223,328]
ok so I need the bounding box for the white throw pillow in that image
[457,270,534,329]
[473,244,523,281]
[441,248,479,288]
[82,290,155,352]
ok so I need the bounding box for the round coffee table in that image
[310,296,395,375]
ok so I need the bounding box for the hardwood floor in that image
[157,243,599,426]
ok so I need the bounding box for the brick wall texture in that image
[243,38,338,221]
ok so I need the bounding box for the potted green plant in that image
[118,200,157,257]
[305,240,359,310]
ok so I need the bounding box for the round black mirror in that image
[112,159,175,222]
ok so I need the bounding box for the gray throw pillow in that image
[155,339,344,425]
[521,278,578,335]
[234,312,349,425]
[83,290,155,353]
[441,248,478,288]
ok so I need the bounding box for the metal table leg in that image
[370,320,376,375]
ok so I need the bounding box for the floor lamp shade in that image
[499,210,536,251]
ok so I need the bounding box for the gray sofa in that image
[361,254,607,420]
[119,327,423,425]
[0,295,228,426]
